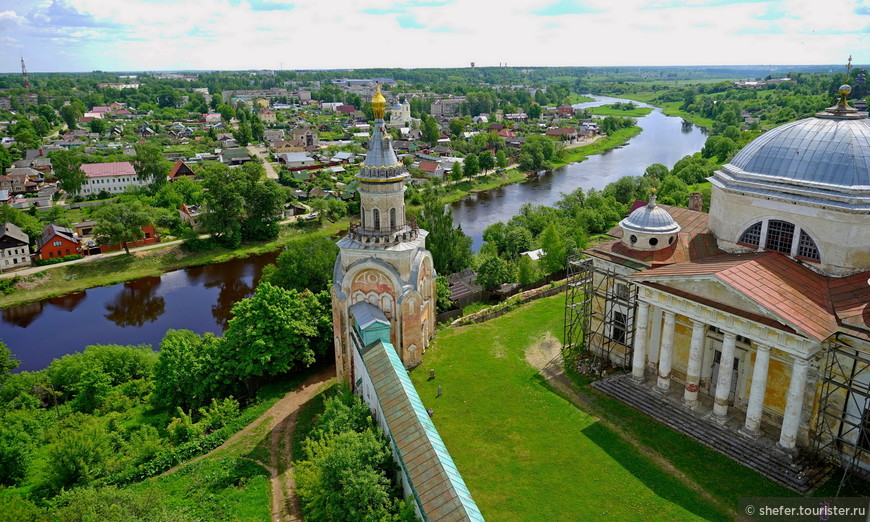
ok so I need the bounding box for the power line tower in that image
[20,53,30,90]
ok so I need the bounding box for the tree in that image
[475,254,512,291]
[526,103,542,120]
[199,162,244,247]
[261,237,338,293]
[60,103,84,130]
[241,178,284,241]
[517,255,542,284]
[450,161,463,181]
[448,118,465,137]
[132,142,170,188]
[539,222,567,274]
[434,275,453,313]
[0,147,11,171]
[518,134,556,172]
[92,200,155,254]
[463,154,479,177]
[0,342,19,388]
[496,149,508,168]
[51,150,87,194]
[220,284,331,393]
[88,118,109,135]
[418,197,473,275]
[421,115,439,145]
[152,329,220,410]
[478,151,494,173]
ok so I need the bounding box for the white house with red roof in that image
[79,162,147,195]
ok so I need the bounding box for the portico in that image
[628,283,819,451]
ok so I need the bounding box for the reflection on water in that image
[104,277,165,327]
[1,252,278,372]
[451,96,709,249]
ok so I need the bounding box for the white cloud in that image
[0,0,867,71]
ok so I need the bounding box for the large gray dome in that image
[728,116,870,190]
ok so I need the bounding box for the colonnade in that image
[630,300,809,451]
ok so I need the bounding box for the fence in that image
[437,280,567,326]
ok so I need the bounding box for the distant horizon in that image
[2,0,867,74]
[1,63,864,76]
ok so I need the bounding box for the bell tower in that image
[331,84,436,382]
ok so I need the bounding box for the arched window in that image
[372,208,380,231]
[737,219,820,263]
[797,230,820,261]
[390,208,396,230]
[738,222,762,247]
[764,220,794,253]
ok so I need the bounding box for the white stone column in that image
[631,301,650,382]
[712,331,737,422]
[778,356,810,451]
[656,311,676,393]
[682,320,706,408]
[740,344,772,439]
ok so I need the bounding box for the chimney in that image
[689,192,703,212]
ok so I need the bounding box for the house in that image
[270,140,306,153]
[98,224,159,253]
[290,128,319,148]
[579,97,870,491]
[79,162,147,195]
[545,127,579,142]
[277,152,317,169]
[0,173,27,194]
[259,109,277,124]
[336,105,357,114]
[220,147,251,166]
[179,204,205,232]
[168,160,196,181]
[203,113,222,125]
[0,222,31,269]
[263,129,285,143]
[557,104,576,117]
[417,160,445,179]
[430,98,465,119]
[36,224,81,260]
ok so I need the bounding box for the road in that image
[248,145,280,180]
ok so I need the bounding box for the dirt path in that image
[162,366,335,521]
[524,335,735,518]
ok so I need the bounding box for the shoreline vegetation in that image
[0,124,644,310]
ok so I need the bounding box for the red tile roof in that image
[81,162,136,178]
[632,252,839,341]
[828,272,870,338]
[419,160,439,173]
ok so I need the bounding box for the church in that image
[331,85,436,383]
[574,83,870,486]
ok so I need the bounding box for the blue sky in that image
[0,0,867,72]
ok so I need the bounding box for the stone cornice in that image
[637,285,819,358]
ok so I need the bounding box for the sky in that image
[0,0,868,73]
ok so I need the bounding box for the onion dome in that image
[619,191,681,251]
[372,83,387,120]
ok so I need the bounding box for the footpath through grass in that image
[410,295,794,521]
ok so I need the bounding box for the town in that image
[0,61,868,521]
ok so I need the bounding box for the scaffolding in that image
[563,254,637,371]
[811,333,870,496]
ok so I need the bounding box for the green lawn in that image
[586,104,654,117]
[409,294,803,521]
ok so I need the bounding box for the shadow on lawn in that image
[580,419,731,522]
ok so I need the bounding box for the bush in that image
[35,254,84,266]
[167,408,202,445]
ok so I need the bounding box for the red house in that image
[98,225,160,253]
[36,224,81,261]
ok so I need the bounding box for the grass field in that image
[558,127,642,167]
[586,105,654,117]
[408,294,813,521]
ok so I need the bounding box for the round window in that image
[630,235,637,244]
[649,237,659,246]
[668,236,674,245]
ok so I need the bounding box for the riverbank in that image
[609,93,715,129]
[0,221,347,309]
[0,125,644,310]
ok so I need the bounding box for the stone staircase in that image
[592,375,831,494]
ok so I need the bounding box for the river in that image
[451,96,708,249]
[2,96,707,371]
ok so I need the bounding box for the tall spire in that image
[20,53,30,90]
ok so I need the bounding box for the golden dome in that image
[372,83,387,119]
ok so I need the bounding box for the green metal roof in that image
[360,341,485,522]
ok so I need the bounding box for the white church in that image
[577,83,870,490]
